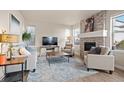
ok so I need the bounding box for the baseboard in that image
[115,64,124,70]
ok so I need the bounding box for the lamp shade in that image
[0,34,19,43]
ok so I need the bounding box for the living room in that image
[0,10,124,82]
[1,0,124,93]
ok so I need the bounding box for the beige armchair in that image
[84,46,115,74]
[61,43,74,56]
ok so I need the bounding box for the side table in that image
[0,56,27,82]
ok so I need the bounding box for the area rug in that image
[27,56,97,82]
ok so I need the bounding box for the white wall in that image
[25,21,71,48]
[0,10,25,79]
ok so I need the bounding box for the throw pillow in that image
[88,47,101,54]
[95,47,101,54]
[88,47,96,54]
[65,45,72,49]
[19,48,31,56]
[12,46,20,56]
[100,46,110,55]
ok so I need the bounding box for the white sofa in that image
[6,46,37,73]
[85,46,115,74]
[26,46,37,72]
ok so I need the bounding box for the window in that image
[10,14,20,34]
[26,26,36,46]
[73,28,80,45]
[112,14,124,50]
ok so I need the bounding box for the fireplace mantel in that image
[79,30,107,38]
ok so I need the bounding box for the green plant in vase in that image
[22,31,31,47]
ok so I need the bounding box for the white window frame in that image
[26,25,36,46]
[111,13,124,49]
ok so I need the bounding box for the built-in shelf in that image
[79,30,107,38]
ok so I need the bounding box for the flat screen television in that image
[42,37,58,45]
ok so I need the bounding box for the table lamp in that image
[0,34,19,60]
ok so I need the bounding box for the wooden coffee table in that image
[46,51,71,66]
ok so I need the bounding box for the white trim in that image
[111,12,124,19]
[110,12,124,49]
[115,64,124,70]
[79,30,107,38]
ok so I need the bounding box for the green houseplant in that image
[22,31,31,46]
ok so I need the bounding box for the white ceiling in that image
[20,10,101,25]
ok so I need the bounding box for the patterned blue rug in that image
[47,56,68,64]
[27,56,97,82]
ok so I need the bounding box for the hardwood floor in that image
[2,68,124,82]
[68,56,124,82]
[1,56,124,82]
[1,71,29,82]
[68,68,124,82]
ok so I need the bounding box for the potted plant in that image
[22,31,31,46]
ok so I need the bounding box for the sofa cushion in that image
[88,47,96,54]
[95,47,101,54]
[19,48,31,56]
[63,49,72,53]
[88,47,101,54]
[65,46,72,49]
[100,46,110,55]
[11,45,20,56]
[64,43,73,49]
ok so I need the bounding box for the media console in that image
[39,45,60,56]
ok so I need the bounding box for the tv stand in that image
[41,45,59,49]
[39,45,59,56]
[47,45,58,49]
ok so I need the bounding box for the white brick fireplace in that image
[79,30,108,59]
